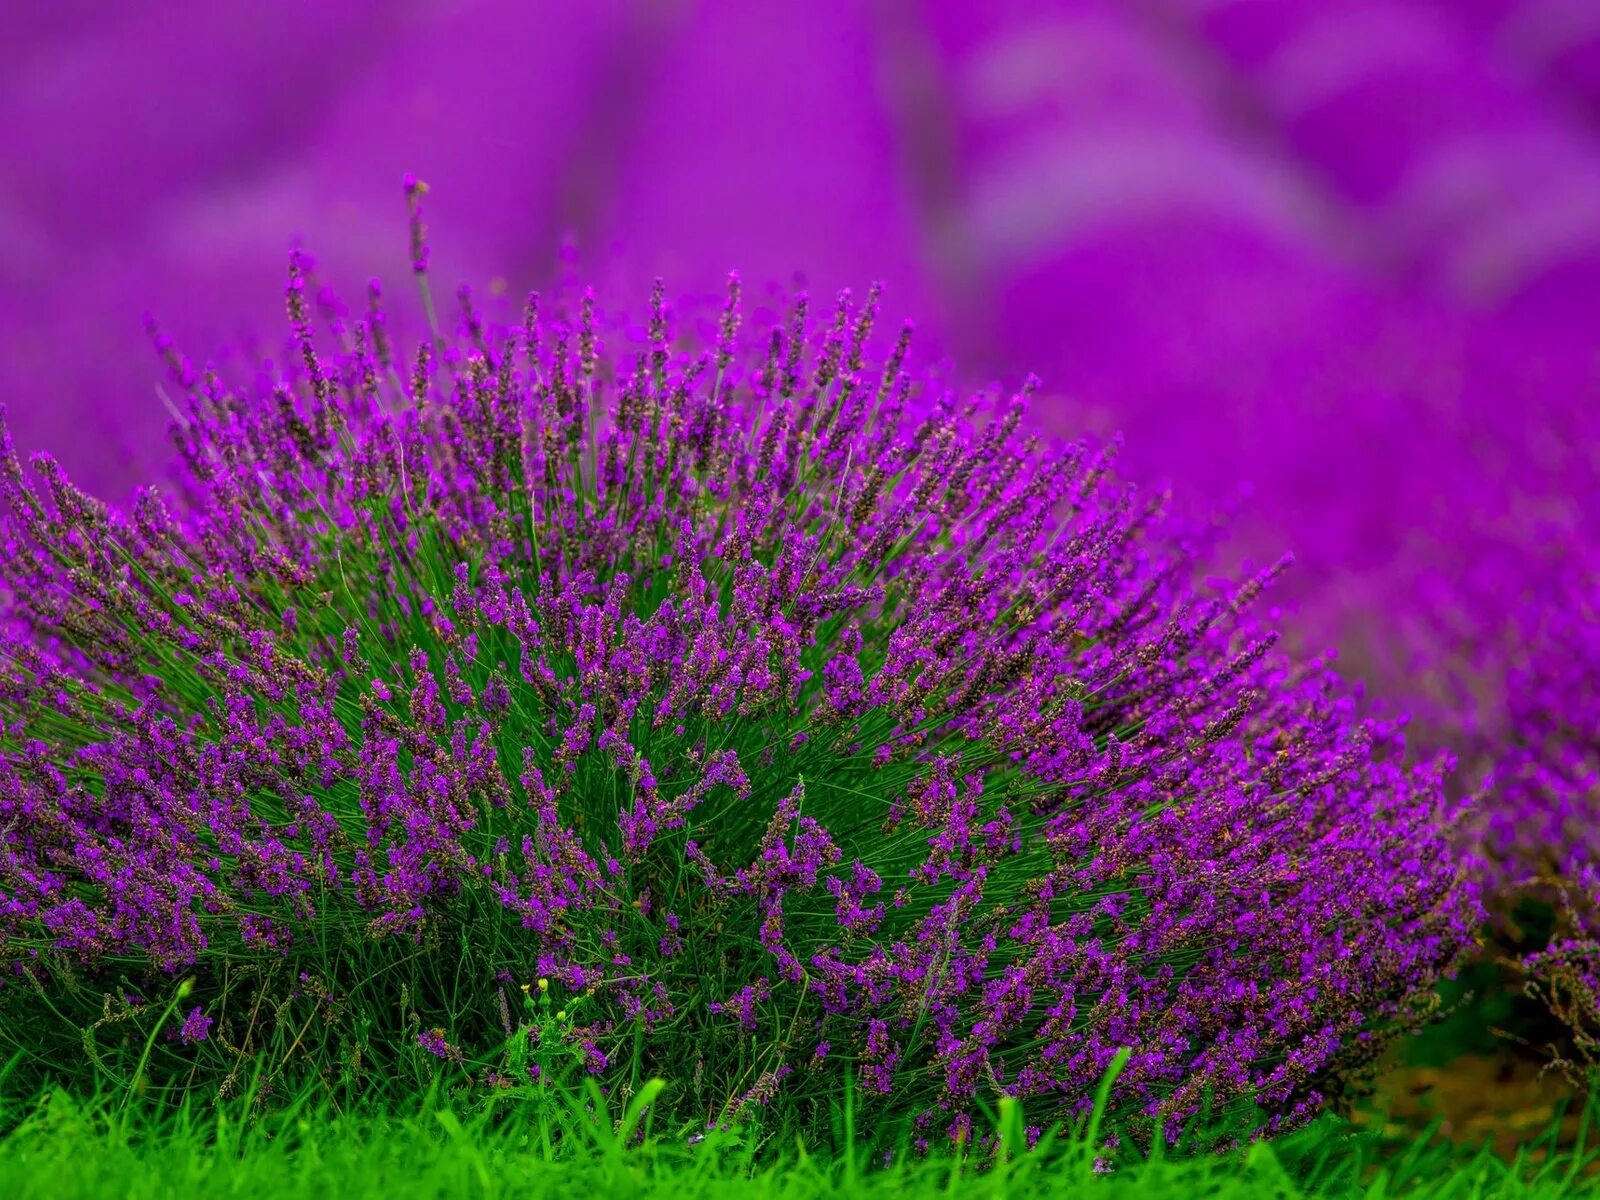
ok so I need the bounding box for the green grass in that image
[1,1080,1595,1200]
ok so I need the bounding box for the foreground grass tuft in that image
[1,1082,1595,1200]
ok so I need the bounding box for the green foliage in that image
[0,1070,1596,1200]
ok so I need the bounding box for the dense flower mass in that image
[0,227,1475,1141]
[1482,562,1600,906]
[1348,394,1600,1056]
[1469,548,1600,1061]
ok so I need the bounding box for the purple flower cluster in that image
[1344,375,1600,1052]
[1497,620,1600,1062]
[1475,561,1600,900]
[179,1005,214,1046]
[1466,543,1600,1057]
[0,235,1475,1137]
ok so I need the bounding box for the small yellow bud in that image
[556,1010,567,1021]
[537,978,549,993]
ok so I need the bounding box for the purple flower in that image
[179,1005,213,1045]
[417,1028,462,1063]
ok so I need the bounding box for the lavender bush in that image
[0,211,1476,1142]
[1471,549,1600,1066]
[1505,597,1600,1066]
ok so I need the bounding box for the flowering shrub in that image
[0,218,1475,1141]
[1482,565,1600,908]
[1331,385,1597,1060]
[1473,553,1600,1064]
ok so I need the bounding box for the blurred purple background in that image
[2,1,1597,733]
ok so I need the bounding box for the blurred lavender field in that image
[2,1,1597,946]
